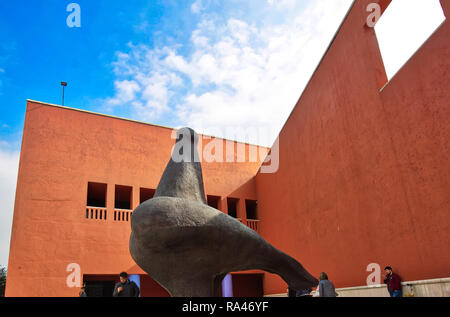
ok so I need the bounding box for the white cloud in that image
[191,0,208,14]
[267,0,296,10]
[0,143,20,268]
[105,79,140,107]
[105,0,355,146]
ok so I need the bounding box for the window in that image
[115,185,132,210]
[245,200,258,220]
[140,188,155,204]
[227,198,239,218]
[207,195,220,210]
[87,182,107,208]
[375,0,446,81]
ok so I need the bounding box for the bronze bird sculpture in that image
[130,128,318,297]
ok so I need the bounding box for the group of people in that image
[289,266,403,297]
[80,266,403,298]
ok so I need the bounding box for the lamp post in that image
[61,82,67,106]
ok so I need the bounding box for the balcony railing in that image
[246,219,260,232]
[86,207,107,220]
[114,209,133,222]
[85,207,259,231]
[237,218,260,233]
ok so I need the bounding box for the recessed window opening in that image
[375,0,446,81]
[87,182,107,208]
[207,195,220,210]
[245,200,258,220]
[140,188,155,204]
[227,198,239,218]
[115,185,132,210]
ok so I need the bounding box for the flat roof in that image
[26,99,270,149]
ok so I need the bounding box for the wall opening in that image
[83,275,118,297]
[140,188,155,204]
[227,198,239,218]
[115,185,132,210]
[375,0,446,81]
[87,182,107,207]
[207,195,220,210]
[232,274,264,297]
[245,200,258,220]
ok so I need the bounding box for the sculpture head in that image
[172,127,200,163]
[154,127,207,204]
[176,127,199,144]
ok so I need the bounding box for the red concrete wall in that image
[140,275,171,297]
[232,273,264,297]
[6,101,267,297]
[256,0,450,294]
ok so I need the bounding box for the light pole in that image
[61,82,67,106]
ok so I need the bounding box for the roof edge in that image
[26,99,270,149]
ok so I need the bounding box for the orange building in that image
[5,99,269,297]
[6,0,450,297]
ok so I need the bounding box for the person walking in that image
[383,266,402,297]
[113,272,140,297]
[318,272,337,297]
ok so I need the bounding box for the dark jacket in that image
[288,288,297,297]
[318,279,336,297]
[113,279,140,297]
[384,272,402,293]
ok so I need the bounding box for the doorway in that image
[83,275,118,297]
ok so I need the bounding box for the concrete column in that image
[132,185,140,210]
[237,198,246,222]
[219,197,228,215]
[107,183,115,221]
[221,274,233,297]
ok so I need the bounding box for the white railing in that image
[86,207,107,220]
[237,218,260,232]
[114,209,133,222]
[246,219,260,232]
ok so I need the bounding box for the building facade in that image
[5,100,269,297]
[6,0,450,297]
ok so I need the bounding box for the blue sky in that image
[0,0,348,148]
[0,0,189,142]
[0,0,446,267]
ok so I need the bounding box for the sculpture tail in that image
[255,246,318,291]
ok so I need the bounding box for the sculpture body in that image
[130,128,318,297]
